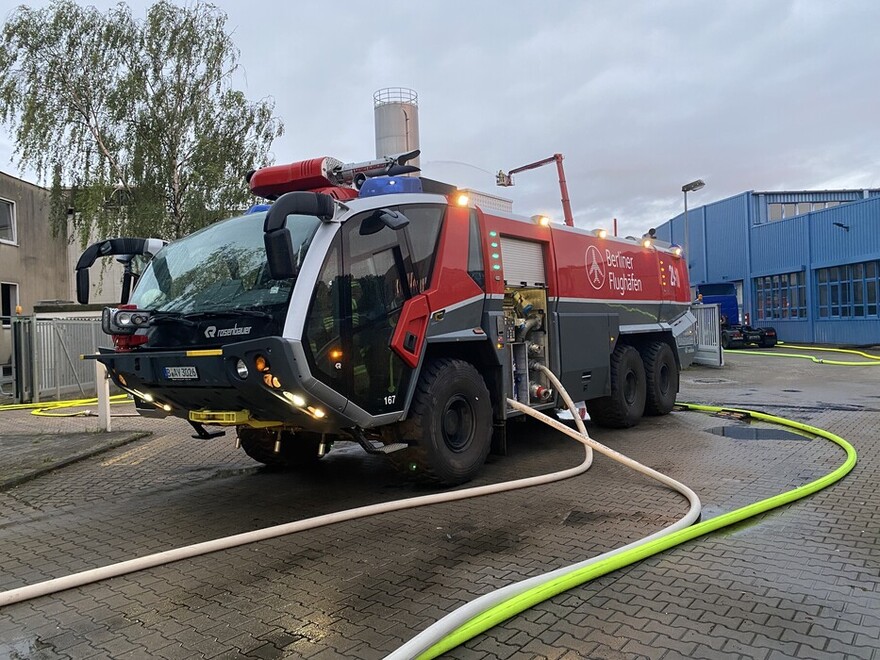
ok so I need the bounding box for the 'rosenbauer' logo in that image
[585,245,606,289]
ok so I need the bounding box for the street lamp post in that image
[681,179,706,273]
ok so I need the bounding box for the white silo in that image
[374,87,420,168]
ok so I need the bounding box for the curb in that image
[0,431,152,491]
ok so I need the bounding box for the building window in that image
[767,200,847,222]
[816,260,880,319]
[754,271,806,320]
[0,198,15,244]
[1,282,18,326]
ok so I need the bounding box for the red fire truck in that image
[76,153,695,484]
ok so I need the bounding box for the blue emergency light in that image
[358,176,423,198]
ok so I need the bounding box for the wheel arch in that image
[421,339,504,419]
[619,330,681,369]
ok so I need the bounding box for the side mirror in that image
[75,269,91,305]
[263,191,335,280]
[75,237,166,305]
[264,229,296,280]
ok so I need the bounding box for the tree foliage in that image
[0,0,284,242]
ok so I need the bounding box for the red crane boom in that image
[496,153,574,227]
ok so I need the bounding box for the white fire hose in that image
[0,365,700,660]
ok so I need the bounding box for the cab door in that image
[302,204,443,417]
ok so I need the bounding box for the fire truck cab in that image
[78,155,695,484]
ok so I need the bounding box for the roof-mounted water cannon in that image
[337,149,421,189]
[248,150,422,200]
[496,153,574,227]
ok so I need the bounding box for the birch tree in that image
[0,0,284,241]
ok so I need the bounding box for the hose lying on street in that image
[0,376,597,607]
[396,402,857,660]
[387,364,702,659]
[0,394,130,416]
[727,343,880,365]
[0,368,857,660]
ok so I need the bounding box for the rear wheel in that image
[237,427,326,467]
[643,341,679,416]
[721,332,731,350]
[760,335,777,348]
[386,358,492,485]
[586,344,646,428]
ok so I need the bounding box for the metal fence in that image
[9,316,106,403]
[693,303,723,367]
[0,317,13,398]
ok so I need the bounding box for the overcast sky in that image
[1,0,878,238]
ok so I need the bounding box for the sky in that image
[1,0,879,238]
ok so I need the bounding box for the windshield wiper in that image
[148,311,198,327]
[182,309,274,321]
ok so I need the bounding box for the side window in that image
[395,204,443,293]
[0,199,15,244]
[351,248,405,326]
[467,210,485,290]
[303,240,344,389]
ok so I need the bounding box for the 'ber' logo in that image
[585,245,606,289]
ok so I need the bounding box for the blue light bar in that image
[358,176,423,198]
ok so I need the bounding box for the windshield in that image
[129,211,322,314]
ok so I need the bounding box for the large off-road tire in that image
[586,344,646,428]
[386,358,492,485]
[642,341,679,416]
[237,427,325,467]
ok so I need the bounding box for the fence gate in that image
[11,316,105,403]
[693,304,723,367]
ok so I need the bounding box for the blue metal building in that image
[654,189,880,345]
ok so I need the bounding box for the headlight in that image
[102,306,152,335]
[235,359,249,379]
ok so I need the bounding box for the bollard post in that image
[95,359,111,432]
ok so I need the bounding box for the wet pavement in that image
[0,431,147,490]
[0,349,877,659]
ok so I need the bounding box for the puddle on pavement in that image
[0,637,55,658]
[705,425,811,441]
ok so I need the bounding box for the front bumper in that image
[92,336,352,432]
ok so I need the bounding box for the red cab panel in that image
[391,294,430,368]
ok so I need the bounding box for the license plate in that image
[164,366,199,381]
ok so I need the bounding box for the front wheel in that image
[386,358,492,485]
[586,344,646,428]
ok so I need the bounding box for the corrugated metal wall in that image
[704,194,750,283]
[809,197,880,267]
[750,216,809,275]
[654,190,880,345]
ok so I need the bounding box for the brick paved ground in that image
[0,350,877,659]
